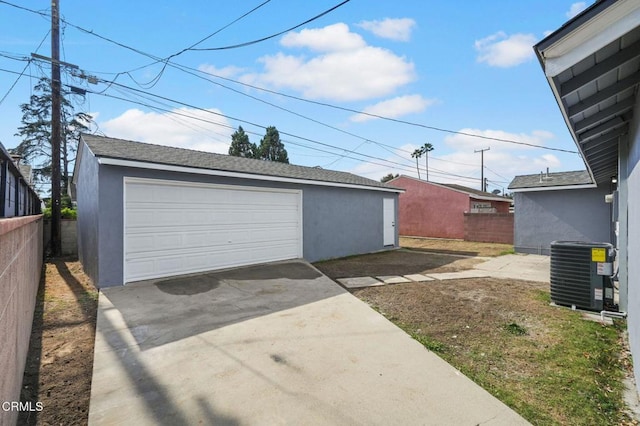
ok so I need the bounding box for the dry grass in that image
[400,236,514,257]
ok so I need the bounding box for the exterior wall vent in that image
[550,241,615,312]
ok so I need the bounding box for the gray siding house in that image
[73,134,402,287]
[509,170,612,255]
[534,0,640,392]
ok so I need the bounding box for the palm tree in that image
[422,143,434,181]
[411,148,423,179]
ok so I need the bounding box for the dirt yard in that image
[18,258,98,426]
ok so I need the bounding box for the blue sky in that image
[0,0,593,193]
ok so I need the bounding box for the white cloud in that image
[356,18,416,41]
[281,23,366,51]
[100,107,233,153]
[474,32,537,67]
[445,128,554,151]
[346,129,562,190]
[350,95,437,122]
[197,64,245,78]
[566,2,587,18]
[240,23,416,102]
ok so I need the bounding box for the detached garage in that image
[74,134,402,287]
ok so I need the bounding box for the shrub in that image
[43,207,77,220]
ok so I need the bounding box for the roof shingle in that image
[81,134,401,191]
[508,170,593,189]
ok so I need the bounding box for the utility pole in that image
[50,0,62,256]
[474,147,490,192]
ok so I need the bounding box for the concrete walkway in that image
[474,254,550,282]
[89,261,528,425]
[339,254,550,288]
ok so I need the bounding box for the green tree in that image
[411,148,423,179]
[422,142,434,181]
[13,77,92,194]
[381,173,399,183]
[257,126,289,163]
[228,126,257,158]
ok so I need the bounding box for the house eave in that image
[534,0,640,186]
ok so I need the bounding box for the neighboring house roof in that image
[18,165,32,185]
[390,175,510,202]
[508,170,596,192]
[2,143,33,186]
[77,134,402,193]
[534,0,640,185]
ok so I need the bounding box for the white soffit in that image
[542,0,640,77]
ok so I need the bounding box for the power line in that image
[192,69,580,154]
[1,0,572,182]
[0,0,579,154]
[188,0,351,51]
[0,61,30,106]
[116,1,275,89]
[168,0,273,58]
[0,30,50,106]
[2,0,578,155]
[83,85,484,181]
[94,78,490,182]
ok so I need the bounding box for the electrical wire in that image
[83,86,481,180]
[188,0,351,51]
[88,84,490,182]
[118,1,274,88]
[1,0,577,155]
[0,61,31,106]
[89,77,490,182]
[0,30,50,107]
[0,0,574,184]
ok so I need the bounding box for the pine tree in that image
[380,173,399,183]
[13,77,92,194]
[258,126,289,163]
[228,126,257,158]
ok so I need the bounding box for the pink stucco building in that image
[389,175,512,240]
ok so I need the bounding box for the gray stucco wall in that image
[513,186,612,255]
[81,160,398,287]
[76,144,100,285]
[624,93,640,393]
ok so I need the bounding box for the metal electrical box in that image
[550,241,615,312]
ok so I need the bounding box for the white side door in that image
[383,197,395,246]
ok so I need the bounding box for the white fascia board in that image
[510,183,597,193]
[542,0,640,77]
[98,157,404,194]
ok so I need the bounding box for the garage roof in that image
[508,170,596,192]
[79,134,402,193]
[534,0,640,185]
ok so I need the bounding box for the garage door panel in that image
[124,179,302,282]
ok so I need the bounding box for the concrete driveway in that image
[89,260,528,425]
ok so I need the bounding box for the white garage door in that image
[124,178,302,283]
